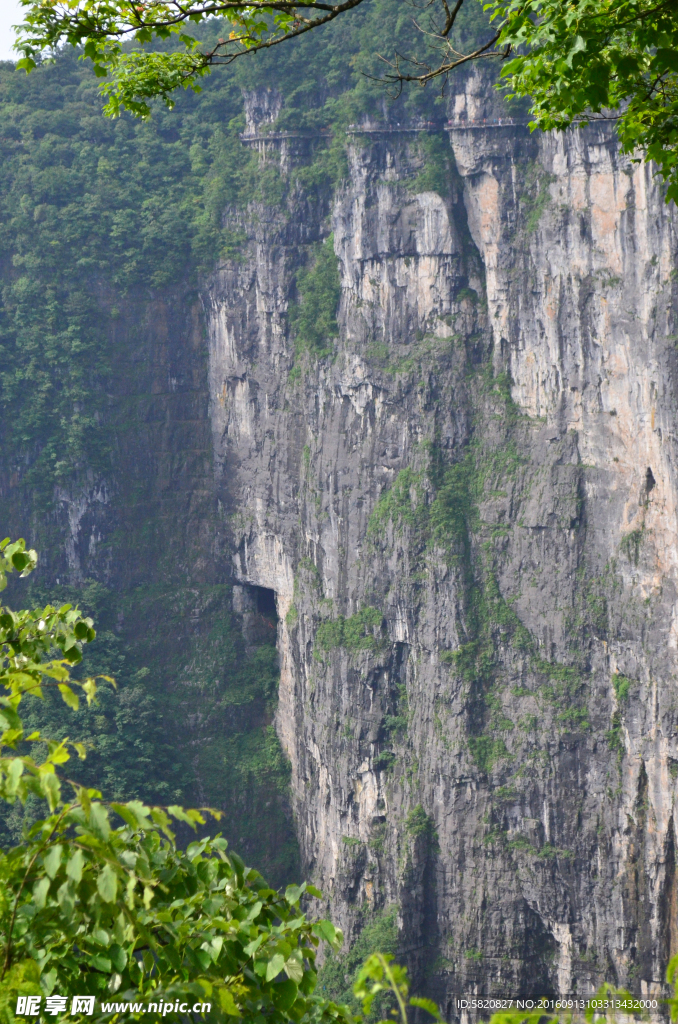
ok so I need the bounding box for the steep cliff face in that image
[206,78,678,1009]
[447,115,678,996]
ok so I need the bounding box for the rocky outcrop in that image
[205,79,678,1013]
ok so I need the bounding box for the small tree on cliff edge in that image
[13,0,678,202]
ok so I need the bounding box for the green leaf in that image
[244,935,265,956]
[218,989,240,1016]
[89,803,111,840]
[62,643,82,664]
[193,948,211,971]
[82,678,98,704]
[272,978,298,1011]
[266,954,285,981]
[92,927,111,948]
[150,806,173,832]
[58,684,79,710]
[66,848,84,883]
[108,973,123,995]
[57,880,75,918]
[313,919,343,951]
[410,996,443,1020]
[111,802,142,828]
[2,700,24,730]
[110,945,127,972]
[33,877,50,909]
[112,800,150,829]
[97,864,118,903]
[168,804,205,828]
[90,955,112,973]
[6,758,24,796]
[244,900,263,923]
[284,954,304,983]
[202,936,224,963]
[43,845,62,880]
[41,771,61,811]
[285,883,304,904]
[40,969,57,996]
[162,944,183,970]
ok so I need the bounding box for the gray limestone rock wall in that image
[205,79,678,1013]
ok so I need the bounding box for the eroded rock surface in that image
[206,89,678,1012]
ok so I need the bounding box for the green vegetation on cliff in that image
[318,908,399,1016]
[289,235,342,359]
[369,366,592,779]
[0,49,256,505]
[315,607,384,658]
[19,0,678,212]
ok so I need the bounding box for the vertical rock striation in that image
[206,83,678,1010]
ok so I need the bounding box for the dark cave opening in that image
[236,584,279,652]
[252,585,277,620]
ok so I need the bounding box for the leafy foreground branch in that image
[15,0,368,118]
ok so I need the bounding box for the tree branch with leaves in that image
[15,0,369,117]
[14,0,678,198]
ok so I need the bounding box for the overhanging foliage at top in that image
[12,0,678,202]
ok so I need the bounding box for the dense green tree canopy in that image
[14,0,678,199]
[494,0,678,202]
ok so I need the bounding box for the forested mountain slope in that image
[1,6,677,1013]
